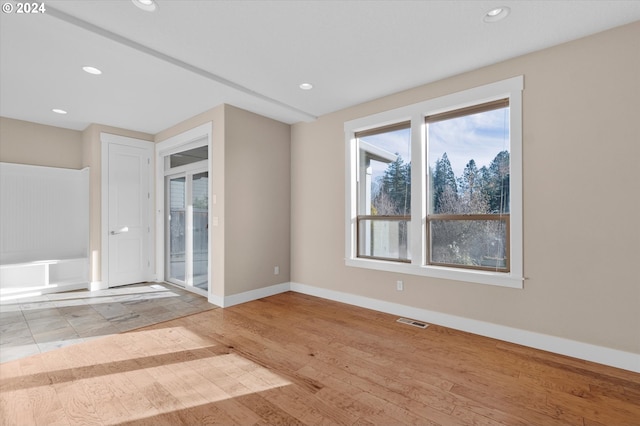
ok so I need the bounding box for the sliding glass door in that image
[166,168,209,295]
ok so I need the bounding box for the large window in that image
[345,76,523,288]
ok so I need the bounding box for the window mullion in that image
[410,114,424,266]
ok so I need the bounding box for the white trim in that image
[345,258,523,288]
[156,123,212,157]
[214,282,290,308]
[100,136,109,288]
[101,132,155,149]
[89,281,106,291]
[289,282,640,373]
[344,76,524,288]
[411,114,425,268]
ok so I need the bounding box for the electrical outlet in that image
[396,280,403,291]
[274,266,280,275]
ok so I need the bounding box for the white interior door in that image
[105,136,154,287]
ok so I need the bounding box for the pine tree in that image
[484,151,510,213]
[460,159,478,195]
[458,159,490,214]
[373,155,411,215]
[432,153,457,214]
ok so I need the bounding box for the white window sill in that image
[345,257,524,289]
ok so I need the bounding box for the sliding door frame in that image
[165,166,208,295]
[155,122,212,298]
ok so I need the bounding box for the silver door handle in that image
[111,226,129,235]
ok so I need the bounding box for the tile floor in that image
[0,283,214,364]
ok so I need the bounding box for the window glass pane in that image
[192,172,208,292]
[169,145,208,168]
[429,218,508,271]
[428,105,510,215]
[168,177,186,282]
[358,127,411,216]
[359,219,411,261]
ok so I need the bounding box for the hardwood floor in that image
[1,291,639,425]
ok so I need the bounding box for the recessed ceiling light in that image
[483,6,510,23]
[132,0,158,12]
[299,83,313,90]
[82,66,102,75]
[52,108,67,114]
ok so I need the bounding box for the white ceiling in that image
[1,1,639,134]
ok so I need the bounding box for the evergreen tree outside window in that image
[345,76,523,288]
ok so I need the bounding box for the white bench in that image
[0,258,88,300]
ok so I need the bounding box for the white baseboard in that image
[210,280,639,372]
[208,293,224,308]
[215,282,290,308]
[89,281,106,291]
[290,282,640,373]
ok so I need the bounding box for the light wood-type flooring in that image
[1,291,639,425]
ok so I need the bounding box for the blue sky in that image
[360,128,411,184]
[359,106,509,183]
[429,107,510,177]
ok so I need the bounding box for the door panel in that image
[168,176,186,284]
[165,170,208,294]
[192,172,208,292]
[108,142,152,287]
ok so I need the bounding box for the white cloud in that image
[358,107,509,182]
[360,128,411,181]
[428,108,509,177]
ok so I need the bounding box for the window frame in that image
[345,76,524,288]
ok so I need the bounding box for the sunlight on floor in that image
[0,325,292,424]
[0,283,213,364]
[56,283,180,300]
[1,283,182,306]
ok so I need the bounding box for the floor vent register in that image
[396,317,429,329]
